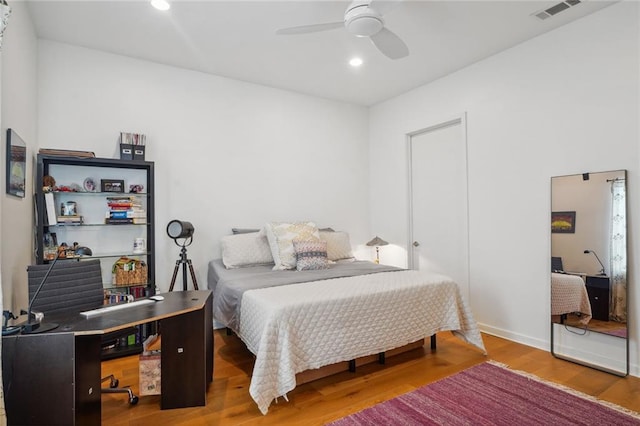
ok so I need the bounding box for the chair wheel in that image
[129,395,139,405]
[110,378,119,388]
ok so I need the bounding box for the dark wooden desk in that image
[2,290,213,425]
[585,275,610,321]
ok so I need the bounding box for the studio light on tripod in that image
[167,219,199,291]
[167,220,194,241]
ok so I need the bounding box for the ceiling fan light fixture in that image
[346,14,383,37]
[150,0,170,11]
[275,0,409,60]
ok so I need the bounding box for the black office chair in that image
[27,259,139,405]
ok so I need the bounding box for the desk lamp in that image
[584,249,606,276]
[22,246,93,334]
[366,236,389,264]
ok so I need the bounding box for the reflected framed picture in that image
[6,129,26,198]
[551,211,576,233]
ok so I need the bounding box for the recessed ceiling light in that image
[349,57,363,67]
[151,0,170,11]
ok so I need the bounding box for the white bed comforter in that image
[239,269,486,414]
[551,272,592,324]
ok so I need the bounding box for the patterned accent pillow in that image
[319,230,354,261]
[221,232,274,269]
[264,221,321,270]
[294,240,329,271]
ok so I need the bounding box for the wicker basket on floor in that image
[113,257,148,286]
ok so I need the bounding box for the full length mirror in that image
[550,170,628,375]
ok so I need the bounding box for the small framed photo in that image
[83,177,97,192]
[551,211,576,233]
[101,179,125,193]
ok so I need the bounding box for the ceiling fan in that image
[276,0,409,60]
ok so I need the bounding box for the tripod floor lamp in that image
[167,220,199,291]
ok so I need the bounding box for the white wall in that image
[369,1,639,375]
[36,41,370,295]
[1,2,38,314]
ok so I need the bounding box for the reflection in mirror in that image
[550,170,628,376]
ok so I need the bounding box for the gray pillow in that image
[231,228,260,234]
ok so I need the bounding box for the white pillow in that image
[264,221,320,270]
[221,232,274,269]
[320,230,354,261]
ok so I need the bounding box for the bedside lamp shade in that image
[366,236,388,264]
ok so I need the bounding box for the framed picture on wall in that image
[6,129,27,198]
[551,211,576,233]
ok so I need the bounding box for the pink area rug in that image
[606,327,628,338]
[328,362,640,425]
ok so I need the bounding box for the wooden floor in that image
[101,329,640,425]
[558,313,628,337]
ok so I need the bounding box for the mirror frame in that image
[550,170,629,377]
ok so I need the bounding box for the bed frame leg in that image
[378,352,385,365]
[226,327,233,336]
[349,360,356,372]
[430,334,437,350]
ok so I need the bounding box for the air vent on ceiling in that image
[533,0,582,20]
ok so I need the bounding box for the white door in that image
[408,116,469,298]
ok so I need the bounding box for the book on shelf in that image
[44,192,57,225]
[109,210,129,219]
[108,203,134,209]
[105,217,134,225]
[105,217,146,225]
[39,148,96,158]
[57,215,83,223]
[106,195,143,201]
[106,206,146,220]
[107,197,139,204]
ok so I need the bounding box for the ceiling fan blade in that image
[369,0,403,16]
[276,22,344,35]
[370,27,409,59]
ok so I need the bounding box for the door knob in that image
[413,241,420,247]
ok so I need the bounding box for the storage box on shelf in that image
[113,257,148,286]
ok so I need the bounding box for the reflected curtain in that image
[609,180,626,322]
[0,0,10,50]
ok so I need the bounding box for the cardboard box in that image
[139,350,161,396]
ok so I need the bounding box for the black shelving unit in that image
[35,154,155,359]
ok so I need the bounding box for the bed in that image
[207,225,486,414]
[551,272,592,325]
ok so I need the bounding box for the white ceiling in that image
[25,0,617,106]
